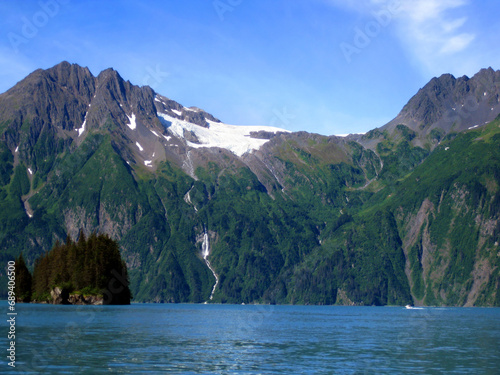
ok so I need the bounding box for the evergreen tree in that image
[14,253,32,302]
[30,230,131,304]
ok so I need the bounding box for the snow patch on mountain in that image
[127,113,137,130]
[136,142,144,152]
[77,112,88,137]
[157,112,289,157]
[78,119,86,136]
[171,109,182,116]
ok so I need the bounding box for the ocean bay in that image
[2,302,499,374]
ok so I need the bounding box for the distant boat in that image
[405,304,424,310]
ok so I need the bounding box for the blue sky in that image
[0,0,499,135]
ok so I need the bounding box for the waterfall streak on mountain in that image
[202,232,218,301]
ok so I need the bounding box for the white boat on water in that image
[405,304,424,309]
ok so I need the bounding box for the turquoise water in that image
[2,302,499,374]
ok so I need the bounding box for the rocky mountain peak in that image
[0,62,98,156]
[46,61,93,86]
[400,68,500,126]
[88,66,158,134]
[1,63,499,307]
[473,66,499,81]
[356,67,500,151]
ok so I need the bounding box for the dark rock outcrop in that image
[50,287,70,305]
[68,293,104,305]
[49,287,104,305]
[356,67,500,151]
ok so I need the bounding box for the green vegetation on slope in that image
[1,116,498,306]
[30,231,131,304]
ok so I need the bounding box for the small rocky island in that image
[15,231,131,305]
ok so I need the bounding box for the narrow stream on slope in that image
[202,231,219,301]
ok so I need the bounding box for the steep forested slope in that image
[0,62,498,306]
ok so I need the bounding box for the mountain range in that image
[0,61,498,306]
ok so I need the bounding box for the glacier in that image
[157,112,289,157]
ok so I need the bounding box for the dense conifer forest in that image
[15,231,131,305]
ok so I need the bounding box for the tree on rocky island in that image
[31,230,131,305]
[14,253,32,302]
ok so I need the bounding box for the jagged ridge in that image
[0,62,498,306]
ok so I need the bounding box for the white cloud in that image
[324,0,477,76]
[440,33,475,54]
[397,0,467,23]
[442,17,467,33]
[395,0,474,51]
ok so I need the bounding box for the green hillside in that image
[1,64,498,306]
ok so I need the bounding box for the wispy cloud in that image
[439,33,475,54]
[325,0,477,76]
[398,0,467,23]
[441,17,467,33]
[394,0,475,73]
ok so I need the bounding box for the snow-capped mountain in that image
[1,62,499,307]
[156,106,289,157]
[0,61,289,179]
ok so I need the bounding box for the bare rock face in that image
[50,287,104,305]
[356,67,500,151]
[249,130,282,139]
[90,67,158,133]
[68,294,103,305]
[180,108,209,128]
[400,68,500,128]
[0,61,96,137]
[50,287,69,304]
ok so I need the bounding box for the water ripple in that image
[2,303,499,374]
